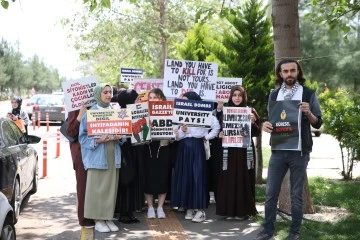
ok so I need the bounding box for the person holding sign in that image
[66,104,95,237]
[255,59,322,240]
[216,85,261,220]
[79,84,122,233]
[112,89,144,224]
[172,91,220,223]
[143,88,171,219]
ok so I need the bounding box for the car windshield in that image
[36,96,63,105]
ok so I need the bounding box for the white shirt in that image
[176,115,220,141]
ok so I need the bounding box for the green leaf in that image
[90,0,97,11]
[1,0,9,9]
[101,0,111,8]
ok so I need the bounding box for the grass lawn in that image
[255,177,360,240]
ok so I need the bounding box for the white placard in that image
[133,78,163,92]
[62,76,99,112]
[216,77,242,102]
[163,59,218,100]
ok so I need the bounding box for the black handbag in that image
[60,119,77,143]
[119,141,135,186]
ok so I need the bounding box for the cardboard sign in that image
[138,90,150,101]
[62,76,99,112]
[127,102,151,145]
[269,100,301,151]
[86,109,132,136]
[172,99,213,128]
[133,78,163,92]
[222,107,252,148]
[163,59,218,100]
[216,77,242,102]
[120,67,143,87]
[148,101,175,140]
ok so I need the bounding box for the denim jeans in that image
[263,151,309,235]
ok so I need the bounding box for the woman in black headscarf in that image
[216,85,260,220]
[112,89,145,224]
[7,97,30,135]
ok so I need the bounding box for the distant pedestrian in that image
[254,59,322,240]
[7,97,29,135]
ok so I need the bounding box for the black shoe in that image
[287,232,299,240]
[128,212,140,223]
[253,230,273,240]
[118,215,133,224]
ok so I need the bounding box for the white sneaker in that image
[185,209,195,220]
[105,220,119,232]
[95,220,110,233]
[192,210,206,223]
[147,207,156,218]
[157,207,166,219]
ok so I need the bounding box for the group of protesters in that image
[66,81,260,237]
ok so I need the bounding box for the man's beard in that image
[284,77,297,87]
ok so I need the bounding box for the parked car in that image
[25,94,65,122]
[0,192,16,240]
[0,118,41,223]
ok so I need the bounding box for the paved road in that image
[13,124,359,239]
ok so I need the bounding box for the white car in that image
[0,192,16,240]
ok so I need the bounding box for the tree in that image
[64,0,191,83]
[307,0,360,39]
[210,0,274,183]
[271,0,315,214]
[319,88,360,180]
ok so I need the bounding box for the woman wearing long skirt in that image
[112,89,145,224]
[79,84,122,233]
[216,85,261,219]
[171,91,220,223]
[144,88,171,219]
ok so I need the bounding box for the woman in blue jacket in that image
[79,84,122,233]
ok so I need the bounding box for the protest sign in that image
[127,102,151,145]
[120,67,143,87]
[216,77,242,102]
[138,90,150,101]
[86,109,132,136]
[62,76,99,112]
[148,101,175,140]
[269,100,301,150]
[222,107,252,148]
[172,99,213,128]
[163,59,218,100]
[133,78,163,92]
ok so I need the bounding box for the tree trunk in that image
[271,0,315,214]
[255,127,263,184]
[159,0,167,78]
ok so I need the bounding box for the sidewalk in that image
[15,127,354,240]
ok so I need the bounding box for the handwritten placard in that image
[222,107,252,148]
[163,59,218,100]
[216,77,242,102]
[133,78,163,92]
[62,76,99,112]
